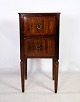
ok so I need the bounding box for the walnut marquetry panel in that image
[23,16,56,35]
[24,38,55,57]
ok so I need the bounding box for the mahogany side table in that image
[18,13,60,93]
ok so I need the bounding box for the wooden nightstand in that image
[18,13,60,93]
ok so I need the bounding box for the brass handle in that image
[36,44,41,50]
[36,24,42,30]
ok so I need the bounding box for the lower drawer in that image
[24,37,55,57]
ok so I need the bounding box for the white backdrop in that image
[0,0,80,73]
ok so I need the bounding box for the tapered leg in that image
[52,59,54,80]
[20,60,25,92]
[24,59,27,80]
[54,60,59,93]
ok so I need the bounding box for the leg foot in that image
[20,60,25,92]
[54,61,59,93]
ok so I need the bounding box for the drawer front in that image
[23,16,56,35]
[24,38,55,57]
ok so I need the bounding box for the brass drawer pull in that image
[36,24,42,30]
[36,44,41,50]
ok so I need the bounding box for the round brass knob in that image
[36,24,42,30]
[36,44,41,50]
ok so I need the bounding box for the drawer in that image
[23,16,56,36]
[24,38,55,57]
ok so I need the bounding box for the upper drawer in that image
[23,16,56,36]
